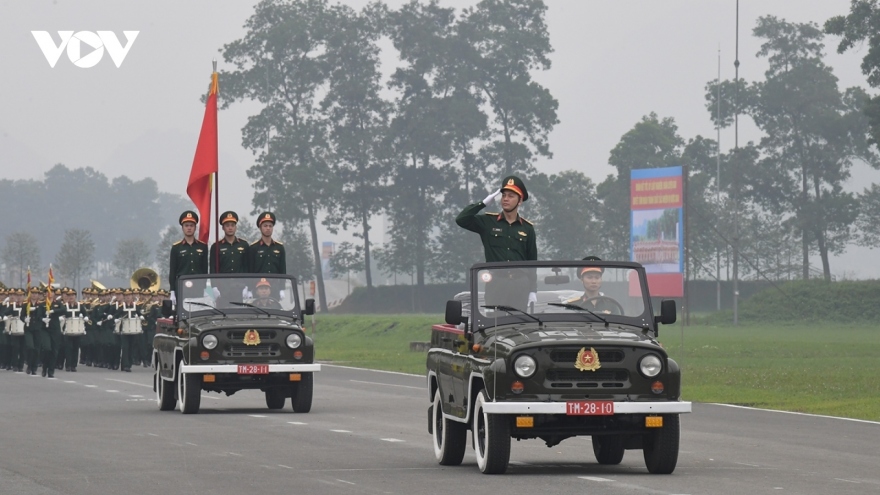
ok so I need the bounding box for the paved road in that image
[1,365,878,495]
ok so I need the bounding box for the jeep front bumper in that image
[481,401,691,414]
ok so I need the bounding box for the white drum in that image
[63,318,87,336]
[5,319,25,336]
[118,317,143,335]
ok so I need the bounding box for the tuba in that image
[91,280,106,291]
[131,268,160,292]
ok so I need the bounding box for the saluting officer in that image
[249,212,286,274]
[456,175,538,307]
[169,210,209,301]
[210,210,250,273]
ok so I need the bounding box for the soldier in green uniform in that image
[45,287,66,375]
[0,289,8,370]
[249,212,286,274]
[91,289,112,368]
[79,288,95,367]
[169,210,209,302]
[21,287,47,376]
[565,258,621,315]
[211,210,250,273]
[60,287,87,371]
[456,176,538,308]
[139,289,161,368]
[117,288,142,372]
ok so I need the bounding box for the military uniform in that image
[140,291,162,368]
[457,176,538,307]
[45,292,66,376]
[0,289,8,370]
[117,289,143,372]
[170,211,209,292]
[4,289,26,372]
[249,212,286,274]
[210,211,250,273]
[22,290,47,375]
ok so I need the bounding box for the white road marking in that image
[278,465,293,469]
[105,378,152,389]
[228,452,243,457]
[323,363,421,378]
[349,379,422,390]
[834,478,861,483]
[106,390,119,393]
[186,442,198,446]
[129,394,143,398]
[578,476,614,482]
[248,415,267,418]
[147,433,159,437]
[287,422,307,425]
[381,438,404,442]
[64,380,76,384]
[711,403,880,425]
[335,479,356,485]
[84,384,97,388]
[330,429,352,433]
[734,462,760,467]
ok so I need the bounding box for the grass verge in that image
[311,314,880,422]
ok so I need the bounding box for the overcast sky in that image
[2,0,877,279]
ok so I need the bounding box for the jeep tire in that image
[177,366,201,414]
[291,372,313,413]
[432,388,467,465]
[473,389,511,474]
[266,388,286,410]
[592,434,625,465]
[155,362,176,411]
[643,414,680,474]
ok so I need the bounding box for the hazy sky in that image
[2,0,877,279]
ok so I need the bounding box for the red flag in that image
[26,267,31,315]
[187,72,219,243]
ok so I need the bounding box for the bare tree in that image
[2,232,41,287]
[55,229,95,291]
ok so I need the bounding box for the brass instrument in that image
[131,268,160,292]
[91,280,106,291]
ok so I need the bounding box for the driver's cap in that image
[579,255,604,277]
[256,278,271,288]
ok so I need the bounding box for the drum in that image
[63,318,87,336]
[5,319,25,336]
[118,317,143,335]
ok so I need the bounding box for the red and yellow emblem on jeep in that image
[243,329,261,346]
[575,347,601,372]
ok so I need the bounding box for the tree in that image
[329,241,364,295]
[826,0,880,146]
[707,16,879,280]
[457,0,558,176]
[279,226,315,283]
[321,2,391,289]
[528,170,601,259]
[55,229,95,291]
[220,0,335,312]
[112,238,151,281]
[1,232,41,287]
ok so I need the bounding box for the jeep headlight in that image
[202,334,218,350]
[639,354,662,377]
[286,333,302,349]
[513,355,536,378]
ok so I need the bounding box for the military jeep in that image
[426,260,690,474]
[153,274,318,414]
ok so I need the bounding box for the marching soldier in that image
[249,211,286,274]
[456,175,538,308]
[118,288,142,372]
[80,288,97,367]
[21,287,47,376]
[4,289,26,372]
[210,210,250,273]
[0,289,8,370]
[169,210,209,303]
[60,288,86,371]
[45,287,66,374]
[140,289,162,368]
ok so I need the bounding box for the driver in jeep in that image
[252,278,282,310]
[565,258,621,315]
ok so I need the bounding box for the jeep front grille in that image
[227,330,277,340]
[545,369,629,388]
[223,344,280,357]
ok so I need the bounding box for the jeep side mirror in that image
[445,300,462,325]
[303,298,315,316]
[544,275,570,285]
[161,300,173,318]
[655,299,677,326]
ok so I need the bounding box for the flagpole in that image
[213,60,220,273]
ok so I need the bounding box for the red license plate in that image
[237,364,269,375]
[566,400,614,416]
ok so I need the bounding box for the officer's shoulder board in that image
[172,240,183,246]
[250,240,261,246]
[194,239,207,245]
[274,241,284,246]
[520,217,534,226]
[484,212,500,216]
[564,296,581,304]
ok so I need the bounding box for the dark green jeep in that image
[427,260,690,474]
[153,274,317,414]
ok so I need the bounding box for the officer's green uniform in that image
[140,295,161,368]
[22,295,47,375]
[169,210,209,292]
[456,176,538,307]
[5,293,26,372]
[0,290,8,370]
[249,212,286,274]
[61,293,87,371]
[118,292,142,372]
[211,211,250,273]
[45,295,65,376]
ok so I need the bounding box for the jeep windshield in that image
[176,274,301,317]
[470,261,649,328]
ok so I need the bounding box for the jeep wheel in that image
[266,389,286,410]
[290,372,313,413]
[432,388,467,465]
[177,366,201,414]
[643,414,680,474]
[155,364,176,411]
[473,390,510,474]
[592,435,625,465]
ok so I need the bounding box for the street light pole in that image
[732,0,740,326]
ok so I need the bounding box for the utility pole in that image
[732,0,740,326]
[716,46,722,312]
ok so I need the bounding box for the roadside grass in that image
[312,314,880,422]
